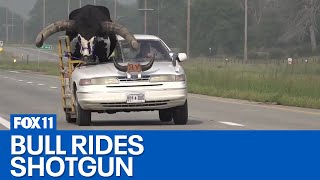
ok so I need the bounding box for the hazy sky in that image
[0,0,136,18]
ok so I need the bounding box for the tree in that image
[280,0,320,52]
[191,0,243,56]
[0,6,24,44]
[137,0,187,51]
[26,0,139,44]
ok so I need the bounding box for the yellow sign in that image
[0,47,3,52]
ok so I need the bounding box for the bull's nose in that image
[82,56,96,63]
[82,56,90,61]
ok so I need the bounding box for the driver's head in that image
[140,43,150,55]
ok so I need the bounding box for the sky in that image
[0,0,136,18]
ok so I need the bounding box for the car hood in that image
[72,61,184,79]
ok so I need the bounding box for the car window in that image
[114,40,172,63]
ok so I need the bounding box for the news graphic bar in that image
[0,114,319,180]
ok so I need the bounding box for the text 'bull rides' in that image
[35,5,155,72]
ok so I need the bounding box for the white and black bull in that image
[35,5,154,72]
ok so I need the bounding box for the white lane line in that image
[9,71,20,73]
[50,86,58,89]
[219,121,245,127]
[27,82,33,84]
[4,77,8,79]
[18,80,24,82]
[38,84,45,86]
[0,116,10,129]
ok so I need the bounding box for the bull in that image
[35,5,154,72]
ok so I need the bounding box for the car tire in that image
[75,94,92,126]
[173,100,188,125]
[159,109,173,122]
[65,112,76,123]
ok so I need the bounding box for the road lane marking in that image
[9,71,20,73]
[50,86,58,89]
[219,121,245,127]
[4,77,8,79]
[190,94,320,116]
[27,82,33,84]
[38,84,45,86]
[18,80,24,82]
[0,116,10,129]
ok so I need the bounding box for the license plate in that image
[127,94,145,104]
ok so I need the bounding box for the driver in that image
[135,43,153,58]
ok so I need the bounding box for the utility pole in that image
[43,0,46,28]
[144,0,147,34]
[68,0,70,18]
[11,13,14,42]
[114,0,117,21]
[79,0,82,8]
[138,1,154,34]
[94,0,96,5]
[6,8,9,43]
[244,0,248,63]
[157,0,160,36]
[22,19,25,44]
[187,0,191,57]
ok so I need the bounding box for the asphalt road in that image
[0,69,320,130]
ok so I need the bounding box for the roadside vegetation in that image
[183,58,320,109]
[1,50,320,109]
[0,52,59,76]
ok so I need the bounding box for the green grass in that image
[183,58,320,109]
[1,50,320,109]
[0,52,60,76]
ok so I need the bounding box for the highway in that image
[0,69,320,130]
[0,46,319,130]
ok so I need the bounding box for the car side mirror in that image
[170,53,187,67]
[178,53,187,62]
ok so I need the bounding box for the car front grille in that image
[118,76,151,82]
[101,100,169,108]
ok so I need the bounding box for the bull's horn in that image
[35,20,75,48]
[100,21,139,50]
[141,55,155,71]
[113,59,128,72]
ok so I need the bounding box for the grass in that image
[0,52,60,76]
[1,50,320,109]
[182,58,320,109]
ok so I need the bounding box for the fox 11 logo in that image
[10,114,56,130]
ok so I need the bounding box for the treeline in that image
[0,7,25,44]
[1,0,320,58]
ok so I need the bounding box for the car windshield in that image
[113,40,172,63]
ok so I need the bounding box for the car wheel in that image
[75,94,92,126]
[159,109,173,122]
[173,100,188,125]
[65,112,76,123]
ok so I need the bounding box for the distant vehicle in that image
[70,34,188,126]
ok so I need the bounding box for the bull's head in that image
[35,20,138,55]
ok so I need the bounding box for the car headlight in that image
[79,77,119,86]
[149,74,186,82]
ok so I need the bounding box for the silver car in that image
[71,35,188,126]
